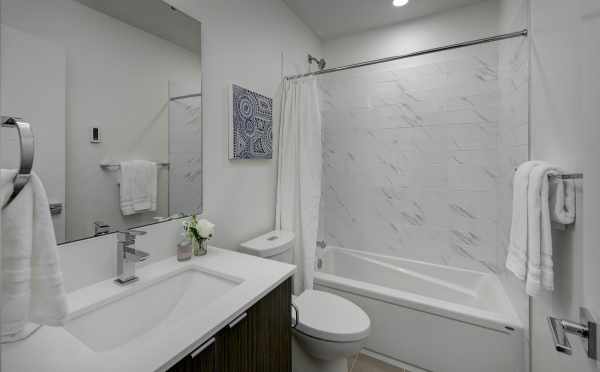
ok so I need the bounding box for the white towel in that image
[526,163,560,296]
[549,177,576,225]
[0,170,68,338]
[506,161,542,281]
[120,160,158,216]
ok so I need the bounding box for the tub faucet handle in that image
[548,307,598,360]
[316,240,327,249]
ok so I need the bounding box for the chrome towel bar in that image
[551,173,583,180]
[513,168,583,180]
[100,161,170,170]
[1,116,34,209]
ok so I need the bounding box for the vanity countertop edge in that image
[2,247,296,372]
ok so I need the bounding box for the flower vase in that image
[193,238,208,256]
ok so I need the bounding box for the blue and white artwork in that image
[229,84,273,160]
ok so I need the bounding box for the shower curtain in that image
[275,77,322,294]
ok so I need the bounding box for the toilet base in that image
[292,336,348,372]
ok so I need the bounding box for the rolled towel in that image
[549,177,576,225]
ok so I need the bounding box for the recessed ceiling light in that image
[393,0,409,7]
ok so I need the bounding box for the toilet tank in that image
[239,230,295,264]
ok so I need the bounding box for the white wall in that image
[163,0,322,250]
[1,25,67,242]
[2,0,204,242]
[528,0,600,370]
[323,0,500,66]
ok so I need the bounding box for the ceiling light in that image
[393,0,409,7]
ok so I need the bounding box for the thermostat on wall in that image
[90,126,102,143]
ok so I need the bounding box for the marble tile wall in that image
[169,81,203,216]
[319,44,528,274]
[496,37,530,267]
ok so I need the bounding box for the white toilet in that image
[241,231,370,372]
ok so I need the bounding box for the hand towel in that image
[549,177,576,225]
[120,160,158,216]
[526,163,560,296]
[506,161,542,281]
[1,170,68,338]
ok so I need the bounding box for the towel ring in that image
[1,116,34,209]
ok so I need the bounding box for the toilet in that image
[241,231,370,372]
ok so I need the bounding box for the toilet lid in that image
[293,290,370,342]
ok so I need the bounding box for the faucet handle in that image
[117,229,147,242]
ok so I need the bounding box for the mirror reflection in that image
[1,0,203,244]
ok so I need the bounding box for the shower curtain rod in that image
[285,29,528,81]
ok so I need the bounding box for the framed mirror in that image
[0,0,203,244]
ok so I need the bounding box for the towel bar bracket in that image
[548,307,597,360]
[1,116,34,209]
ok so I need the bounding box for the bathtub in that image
[314,247,525,372]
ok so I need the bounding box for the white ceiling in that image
[284,0,487,40]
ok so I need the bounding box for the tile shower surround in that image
[319,44,528,275]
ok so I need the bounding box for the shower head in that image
[308,54,327,71]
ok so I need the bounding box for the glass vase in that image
[193,238,208,256]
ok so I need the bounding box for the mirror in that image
[0,0,203,244]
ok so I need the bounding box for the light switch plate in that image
[90,126,102,143]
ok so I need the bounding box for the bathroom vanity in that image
[167,277,292,372]
[2,248,295,372]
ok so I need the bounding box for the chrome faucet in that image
[94,221,112,236]
[115,230,150,285]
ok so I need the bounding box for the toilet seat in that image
[292,290,370,343]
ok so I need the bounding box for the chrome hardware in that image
[287,30,528,81]
[94,221,111,236]
[316,240,327,249]
[191,338,215,358]
[1,116,34,209]
[170,93,202,101]
[115,230,150,285]
[49,203,63,216]
[548,307,597,360]
[228,313,247,329]
[513,167,583,180]
[100,161,169,170]
[550,173,584,180]
[317,258,323,270]
[308,54,327,70]
[291,303,299,329]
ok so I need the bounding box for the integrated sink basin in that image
[65,267,242,351]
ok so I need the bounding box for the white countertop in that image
[2,247,296,372]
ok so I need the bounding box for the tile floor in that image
[348,354,407,372]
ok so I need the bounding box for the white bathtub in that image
[314,247,525,372]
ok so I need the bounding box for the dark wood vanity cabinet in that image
[169,337,217,372]
[167,278,292,372]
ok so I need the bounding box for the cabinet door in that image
[217,312,251,372]
[168,337,217,372]
[250,278,292,372]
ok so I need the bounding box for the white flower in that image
[196,219,215,239]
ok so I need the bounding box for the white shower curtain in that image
[275,77,322,295]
